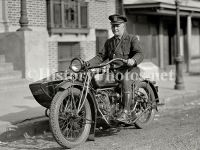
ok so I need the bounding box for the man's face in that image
[111,23,125,37]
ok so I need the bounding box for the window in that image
[47,0,89,34]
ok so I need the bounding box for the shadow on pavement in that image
[95,128,120,138]
[94,123,137,138]
[0,106,47,142]
[0,104,138,149]
[0,105,44,123]
[0,119,139,149]
[189,72,200,76]
[0,117,49,141]
[0,106,44,122]
[41,148,64,150]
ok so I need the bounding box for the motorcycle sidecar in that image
[29,73,66,109]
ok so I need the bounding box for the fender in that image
[56,79,97,141]
[143,80,159,103]
[56,80,97,105]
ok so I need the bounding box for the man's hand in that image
[127,59,136,67]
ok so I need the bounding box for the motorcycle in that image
[29,57,159,149]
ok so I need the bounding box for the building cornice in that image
[124,1,200,17]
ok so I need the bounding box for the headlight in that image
[69,58,83,73]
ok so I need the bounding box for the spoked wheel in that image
[133,81,156,129]
[49,88,92,149]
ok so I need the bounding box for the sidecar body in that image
[29,73,66,108]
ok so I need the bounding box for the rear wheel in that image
[133,81,156,129]
[49,88,92,148]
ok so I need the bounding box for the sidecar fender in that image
[56,80,97,141]
[143,80,159,103]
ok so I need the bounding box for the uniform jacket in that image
[88,31,144,69]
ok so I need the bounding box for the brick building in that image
[3,0,199,83]
[0,0,119,81]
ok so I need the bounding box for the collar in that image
[122,31,128,40]
[114,35,121,40]
[114,31,128,40]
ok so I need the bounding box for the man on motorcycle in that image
[87,14,144,122]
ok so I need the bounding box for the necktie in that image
[112,37,120,60]
[115,37,120,48]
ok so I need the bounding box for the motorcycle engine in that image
[96,89,121,121]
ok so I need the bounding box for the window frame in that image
[47,0,89,35]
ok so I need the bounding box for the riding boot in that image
[116,92,130,122]
[117,74,137,122]
[117,76,131,122]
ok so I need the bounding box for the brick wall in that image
[48,40,96,72]
[6,0,116,29]
[88,0,116,30]
[7,0,20,26]
[48,41,58,74]
[106,0,116,21]
[71,42,81,57]
[6,0,115,31]
[80,41,96,61]
[27,0,47,27]
[7,0,46,27]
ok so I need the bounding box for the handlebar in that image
[87,58,128,69]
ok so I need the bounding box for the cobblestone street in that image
[0,98,200,150]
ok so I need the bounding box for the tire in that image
[49,88,92,149]
[133,81,156,129]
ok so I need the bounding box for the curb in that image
[0,116,49,142]
[158,90,200,109]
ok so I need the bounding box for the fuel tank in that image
[91,73,119,88]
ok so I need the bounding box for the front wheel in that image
[133,81,156,129]
[49,88,92,149]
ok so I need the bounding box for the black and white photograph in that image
[0,0,200,149]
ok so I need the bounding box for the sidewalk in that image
[158,73,200,108]
[0,73,200,141]
[0,85,46,141]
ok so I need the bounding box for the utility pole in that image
[174,0,184,90]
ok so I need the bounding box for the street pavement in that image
[0,71,199,142]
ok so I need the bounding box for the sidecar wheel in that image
[49,88,92,149]
[133,81,156,129]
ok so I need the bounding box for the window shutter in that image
[80,3,87,28]
[54,3,62,28]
